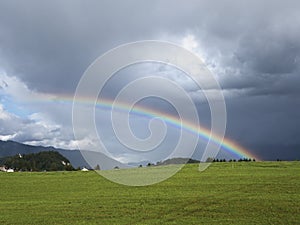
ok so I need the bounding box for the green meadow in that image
[0,162,299,224]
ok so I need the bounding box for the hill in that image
[156,157,200,165]
[0,151,75,171]
[0,140,124,170]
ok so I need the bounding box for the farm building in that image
[81,167,89,172]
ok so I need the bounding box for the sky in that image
[0,0,299,163]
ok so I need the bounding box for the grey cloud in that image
[1,0,299,94]
[236,31,300,75]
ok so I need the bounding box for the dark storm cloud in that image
[0,0,299,159]
[0,0,299,94]
[0,0,158,93]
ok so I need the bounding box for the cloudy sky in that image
[0,0,299,163]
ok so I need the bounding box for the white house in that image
[81,167,89,172]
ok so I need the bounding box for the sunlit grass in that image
[0,162,299,224]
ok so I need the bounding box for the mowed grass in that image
[0,162,299,224]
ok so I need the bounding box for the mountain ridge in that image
[0,140,123,170]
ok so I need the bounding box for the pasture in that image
[0,162,299,224]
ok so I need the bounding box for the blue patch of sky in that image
[0,94,32,118]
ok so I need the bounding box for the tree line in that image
[206,157,256,162]
[0,151,75,171]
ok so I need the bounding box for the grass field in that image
[0,162,299,224]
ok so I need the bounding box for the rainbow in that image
[33,94,260,161]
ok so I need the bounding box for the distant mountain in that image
[0,140,201,170]
[0,151,75,171]
[0,140,124,170]
[156,158,200,165]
